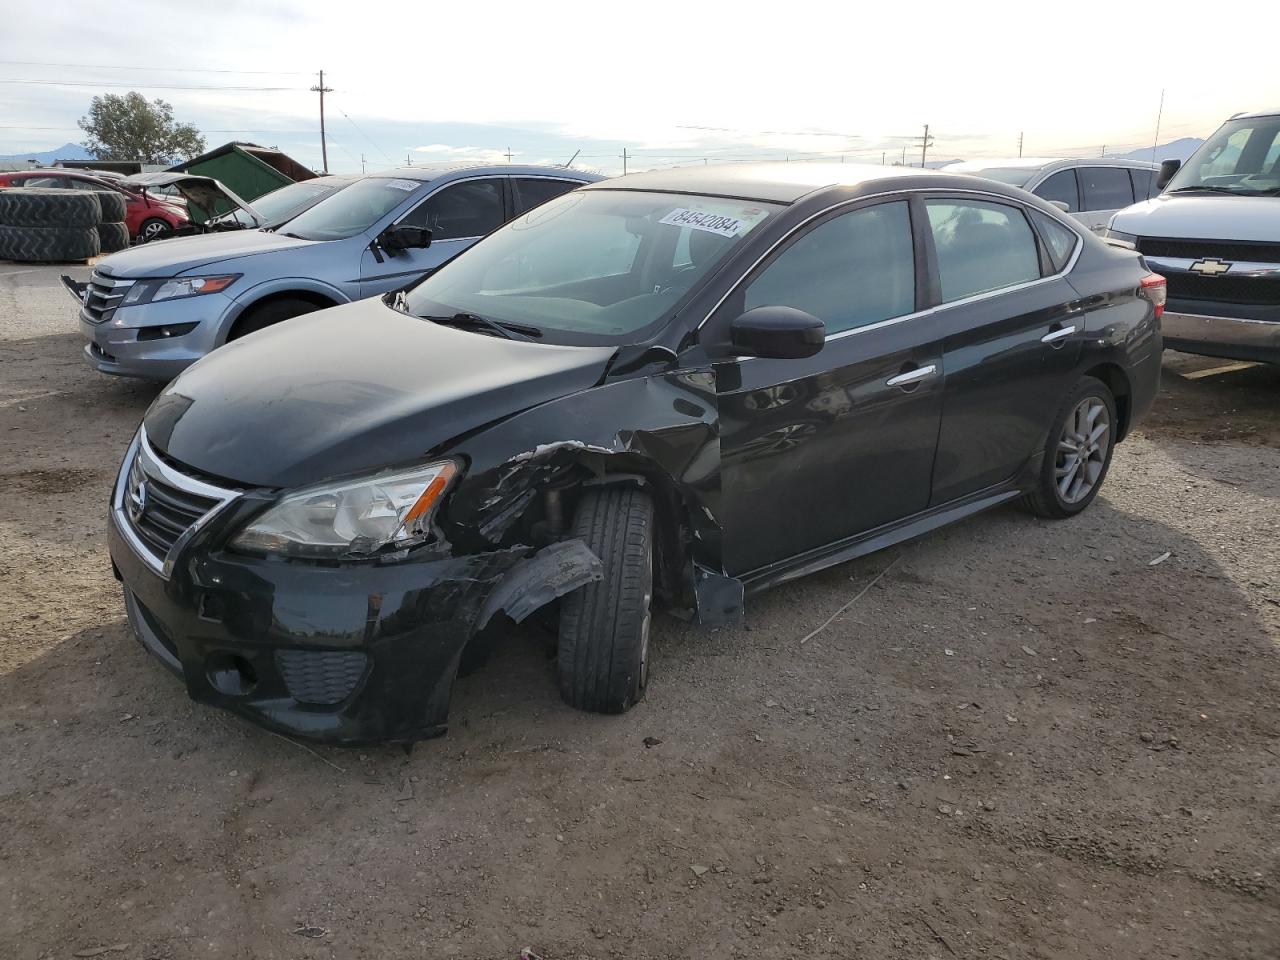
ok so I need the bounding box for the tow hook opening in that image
[206,652,258,697]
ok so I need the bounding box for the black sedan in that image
[110,164,1164,743]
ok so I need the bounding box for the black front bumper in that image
[109,513,525,745]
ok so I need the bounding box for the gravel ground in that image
[1,262,1277,959]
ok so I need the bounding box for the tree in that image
[78,93,206,164]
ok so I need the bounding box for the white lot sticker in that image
[660,207,761,238]
[382,178,419,191]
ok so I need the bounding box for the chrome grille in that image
[114,429,239,578]
[82,271,134,324]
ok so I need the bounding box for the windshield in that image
[252,181,335,222]
[403,190,780,345]
[953,166,1039,187]
[280,177,420,241]
[1167,116,1280,195]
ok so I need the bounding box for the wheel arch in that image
[1079,361,1133,441]
[221,283,346,344]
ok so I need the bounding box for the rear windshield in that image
[280,177,420,241]
[1167,116,1280,196]
[404,189,780,346]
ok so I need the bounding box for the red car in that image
[0,169,188,242]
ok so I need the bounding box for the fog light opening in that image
[206,653,258,697]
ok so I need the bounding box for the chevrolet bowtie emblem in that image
[1189,258,1232,276]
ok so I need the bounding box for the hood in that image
[120,172,262,226]
[96,229,315,278]
[1111,192,1280,242]
[144,299,617,489]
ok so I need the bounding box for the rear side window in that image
[1032,170,1079,212]
[1030,210,1079,273]
[926,199,1040,302]
[744,201,915,335]
[401,179,504,240]
[1129,168,1156,201]
[513,178,579,216]
[1079,167,1135,211]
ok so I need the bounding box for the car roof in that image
[1231,107,1280,119]
[582,162,954,204]
[948,157,1157,171]
[363,162,602,183]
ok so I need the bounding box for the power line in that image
[0,78,295,91]
[0,59,308,75]
[333,105,394,164]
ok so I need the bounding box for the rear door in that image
[924,195,1085,505]
[359,177,507,296]
[1077,166,1136,234]
[714,198,946,576]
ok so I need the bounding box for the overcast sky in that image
[2,0,1277,174]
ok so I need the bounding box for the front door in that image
[359,177,507,297]
[921,196,1085,504]
[713,199,945,577]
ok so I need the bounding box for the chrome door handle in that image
[1041,325,1076,344]
[886,364,938,387]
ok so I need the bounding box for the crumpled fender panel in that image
[442,368,742,624]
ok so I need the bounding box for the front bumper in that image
[80,293,236,381]
[110,503,527,745]
[1162,307,1280,365]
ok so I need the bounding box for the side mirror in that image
[730,305,825,359]
[1156,158,1182,190]
[1047,200,1070,213]
[378,224,432,253]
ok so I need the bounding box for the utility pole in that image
[901,146,907,165]
[1100,144,1106,157]
[310,69,333,174]
[360,153,366,174]
[504,146,514,162]
[621,147,628,176]
[881,151,886,165]
[1018,131,1024,158]
[917,123,934,168]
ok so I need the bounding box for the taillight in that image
[1140,273,1166,320]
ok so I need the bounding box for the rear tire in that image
[1020,375,1116,519]
[227,297,323,341]
[557,486,654,713]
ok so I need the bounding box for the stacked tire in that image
[92,191,130,254]
[0,188,103,263]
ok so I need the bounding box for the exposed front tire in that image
[557,486,654,714]
[227,297,323,341]
[138,218,171,243]
[1021,375,1117,519]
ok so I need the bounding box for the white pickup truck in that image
[1105,108,1280,365]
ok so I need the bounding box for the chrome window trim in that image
[113,426,242,579]
[698,187,1083,342]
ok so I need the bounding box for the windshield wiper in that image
[420,312,542,341]
[1167,185,1245,196]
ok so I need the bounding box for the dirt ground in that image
[1,261,1277,960]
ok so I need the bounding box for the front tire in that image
[138,218,171,243]
[227,297,322,341]
[557,486,654,713]
[1021,375,1117,519]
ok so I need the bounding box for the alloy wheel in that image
[1055,396,1110,504]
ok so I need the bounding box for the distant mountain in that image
[1107,138,1203,163]
[0,142,92,164]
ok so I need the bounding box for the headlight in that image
[121,274,240,307]
[230,461,458,559]
[1103,229,1138,250]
